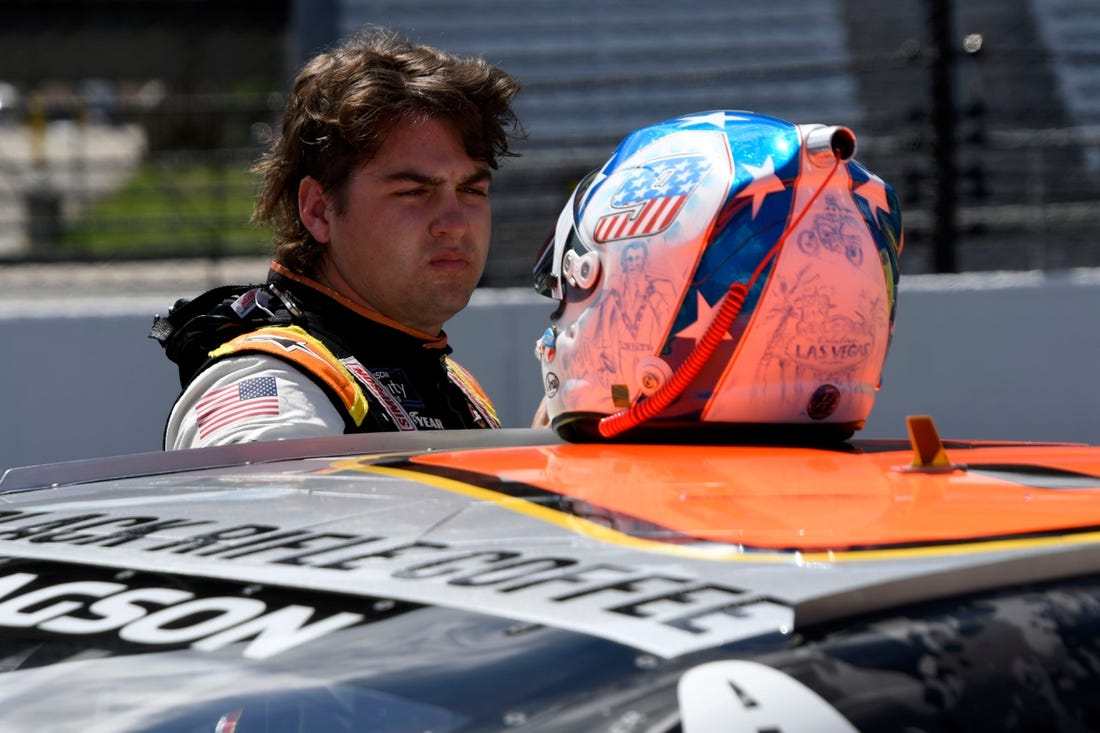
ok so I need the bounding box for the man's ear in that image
[298,176,332,243]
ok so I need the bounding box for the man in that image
[153,28,522,449]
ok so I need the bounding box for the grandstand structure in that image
[1,0,1099,285]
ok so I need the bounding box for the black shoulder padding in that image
[149,284,293,387]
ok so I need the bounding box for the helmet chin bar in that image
[597,156,845,440]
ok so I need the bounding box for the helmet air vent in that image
[805,125,857,167]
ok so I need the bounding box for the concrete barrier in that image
[2,268,1098,472]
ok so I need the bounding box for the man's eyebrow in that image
[463,168,493,185]
[383,168,492,186]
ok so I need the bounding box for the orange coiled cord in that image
[598,280,750,438]
[596,157,842,439]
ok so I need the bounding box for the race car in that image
[2,417,1100,732]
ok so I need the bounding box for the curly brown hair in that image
[252,27,523,276]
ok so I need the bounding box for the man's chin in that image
[425,285,476,323]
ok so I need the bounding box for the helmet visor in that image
[532,170,600,300]
[532,229,558,299]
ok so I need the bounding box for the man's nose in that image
[429,196,469,238]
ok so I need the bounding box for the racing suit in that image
[156,262,500,450]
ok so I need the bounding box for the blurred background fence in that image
[2,0,1100,288]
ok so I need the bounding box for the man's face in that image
[623,245,646,274]
[304,117,492,334]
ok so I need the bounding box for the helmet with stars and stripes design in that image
[532,110,903,442]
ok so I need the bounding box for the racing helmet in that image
[533,111,903,442]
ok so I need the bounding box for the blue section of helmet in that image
[665,114,802,350]
[603,110,775,173]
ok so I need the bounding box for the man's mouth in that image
[429,251,471,270]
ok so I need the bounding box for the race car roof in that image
[2,426,1100,658]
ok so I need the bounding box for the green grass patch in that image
[61,162,272,258]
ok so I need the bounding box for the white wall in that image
[1,269,1098,473]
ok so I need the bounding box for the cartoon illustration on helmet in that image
[533,110,903,442]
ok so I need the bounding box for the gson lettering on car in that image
[0,561,371,660]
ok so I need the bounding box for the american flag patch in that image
[594,154,711,243]
[196,376,280,440]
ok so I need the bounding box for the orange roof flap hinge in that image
[901,414,965,473]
